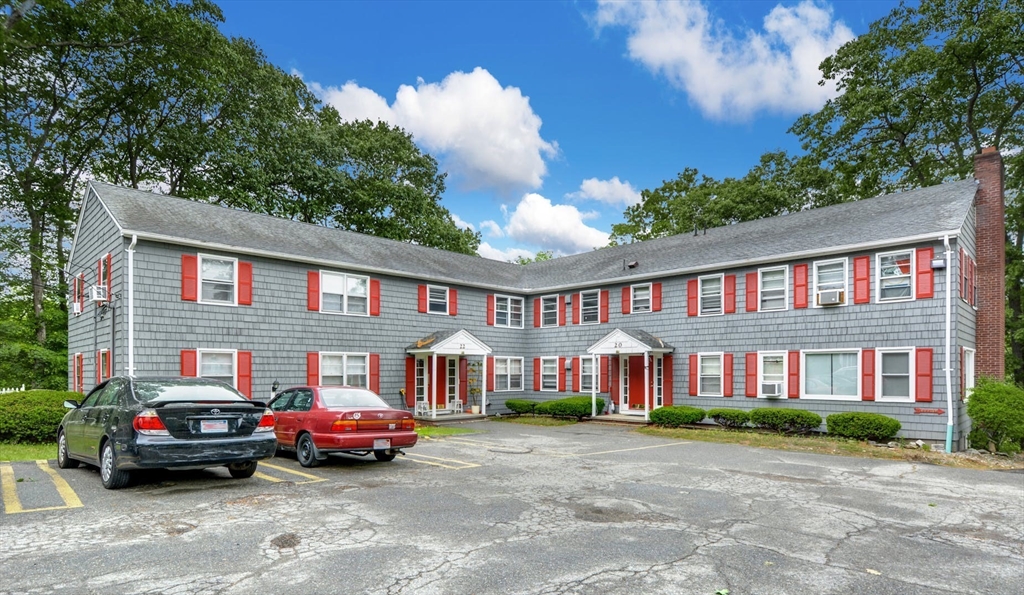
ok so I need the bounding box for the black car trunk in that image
[149,401,265,439]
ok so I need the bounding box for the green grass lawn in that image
[415,426,479,438]
[0,443,56,461]
[489,415,576,427]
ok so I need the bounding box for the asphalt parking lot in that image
[2,421,1022,595]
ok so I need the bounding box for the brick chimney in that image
[973,147,1005,379]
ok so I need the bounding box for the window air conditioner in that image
[89,285,108,302]
[761,382,783,397]
[71,302,82,315]
[817,289,844,306]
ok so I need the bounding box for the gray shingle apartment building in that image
[67,148,1007,449]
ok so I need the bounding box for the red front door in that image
[433,357,447,409]
[626,355,646,411]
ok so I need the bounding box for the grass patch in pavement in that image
[415,427,478,438]
[0,442,56,461]
[489,416,576,427]
[636,427,1023,471]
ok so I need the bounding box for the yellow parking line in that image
[253,472,283,483]
[404,453,480,470]
[258,462,326,484]
[35,460,82,509]
[1,461,84,514]
[0,462,24,514]
[579,442,691,456]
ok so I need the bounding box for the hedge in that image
[534,396,604,420]
[0,390,82,443]
[649,406,706,427]
[749,408,822,433]
[826,412,901,441]
[707,408,750,429]
[966,379,1024,454]
[505,399,539,415]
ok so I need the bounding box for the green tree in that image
[513,250,553,264]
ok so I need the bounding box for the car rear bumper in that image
[117,433,278,470]
[311,430,418,452]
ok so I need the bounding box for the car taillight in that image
[401,419,416,431]
[331,419,357,432]
[254,409,275,432]
[133,410,169,435]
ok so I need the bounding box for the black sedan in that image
[57,377,278,489]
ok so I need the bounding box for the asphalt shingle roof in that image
[91,178,975,293]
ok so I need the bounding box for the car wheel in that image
[228,461,258,479]
[100,441,130,490]
[373,450,397,462]
[296,434,319,468]
[57,430,79,469]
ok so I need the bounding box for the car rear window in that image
[133,381,248,403]
[319,388,389,409]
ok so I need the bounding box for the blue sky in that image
[218,0,898,261]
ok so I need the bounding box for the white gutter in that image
[943,235,954,452]
[126,234,137,376]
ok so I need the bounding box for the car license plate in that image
[200,420,228,433]
[373,438,391,450]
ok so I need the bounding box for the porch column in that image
[430,353,437,420]
[644,350,650,423]
[591,354,597,417]
[481,355,488,416]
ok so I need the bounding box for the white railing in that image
[0,385,26,395]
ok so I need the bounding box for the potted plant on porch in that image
[467,360,482,414]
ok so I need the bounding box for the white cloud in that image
[504,194,610,255]
[595,0,854,120]
[450,213,475,231]
[306,68,558,192]
[569,176,643,207]
[480,220,504,238]
[477,242,536,263]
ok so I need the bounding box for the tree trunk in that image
[29,209,47,345]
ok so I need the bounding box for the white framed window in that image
[963,347,976,401]
[802,350,860,400]
[415,358,426,402]
[580,290,600,324]
[540,357,558,391]
[198,254,237,305]
[321,271,369,315]
[447,358,458,404]
[698,353,723,396]
[580,356,595,392]
[877,348,914,402]
[876,250,914,302]
[631,284,651,313]
[541,295,559,327]
[622,357,629,400]
[495,357,523,392]
[99,349,111,380]
[495,295,524,328]
[757,352,787,397]
[699,275,723,316]
[320,352,368,387]
[655,357,664,407]
[198,349,236,387]
[427,285,449,314]
[759,266,788,311]
[813,258,848,307]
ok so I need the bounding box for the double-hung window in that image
[699,275,723,315]
[877,349,913,402]
[199,350,235,386]
[541,296,559,327]
[415,359,426,402]
[813,259,847,306]
[428,286,449,314]
[494,357,523,391]
[495,295,524,328]
[758,352,786,397]
[320,353,368,387]
[632,284,651,313]
[199,255,236,305]
[963,348,975,401]
[698,353,722,396]
[540,357,558,391]
[803,351,859,399]
[759,267,787,311]
[321,272,369,315]
[580,290,600,324]
[877,251,913,302]
[580,356,594,392]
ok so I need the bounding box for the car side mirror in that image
[63,400,80,409]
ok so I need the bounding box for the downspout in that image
[126,235,137,376]
[943,235,953,452]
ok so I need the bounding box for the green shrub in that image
[966,378,1024,452]
[749,408,822,433]
[505,399,539,415]
[826,412,901,441]
[649,406,706,427]
[534,396,604,420]
[707,408,750,428]
[0,390,82,443]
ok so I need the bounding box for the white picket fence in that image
[0,385,26,395]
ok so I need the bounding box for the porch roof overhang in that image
[586,328,674,356]
[406,329,492,356]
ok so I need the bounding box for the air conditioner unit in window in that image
[89,285,108,302]
[71,302,82,315]
[761,382,783,397]
[817,289,844,306]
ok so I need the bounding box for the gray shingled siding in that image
[955,204,979,448]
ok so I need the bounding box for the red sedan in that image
[268,386,417,467]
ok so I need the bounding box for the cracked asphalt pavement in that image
[1,421,1022,595]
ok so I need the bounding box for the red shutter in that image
[969,258,976,306]
[104,350,112,380]
[688,354,698,396]
[459,358,468,404]
[533,358,541,391]
[370,353,381,394]
[307,271,320,311]
[96,259,102,298]
[600,290,609,323]
[533,298,541,327]
[787,351,800,398]
[180,350,197,377]
[853,256,870,304]
[370,279,381,316]
[746,272,758,312]
[572,296,580,324]
[237,351,252,398]
[448,289,458,316]
[486,356,495,392]
[610,357,620,400]
[861,349,875,401]
[600,356,610,393]
[572,358,581,392]
[558,357,566,392]
[78,274,85,312]
[959,248,965,299]
[559,295,566,325]
[723,353,733,396]
[96,351,101,384]
[745,353,757,397]
[724,275,736,314]
[662,355,673,406]
[793,264,808,309]
[622,287,631,314]
[417,285,427,313]
[652,283,662,312]
[487,295,495,325]
[105,253,112,303]
[915,348,933,402]
[916,247,934,298]
[306,352,319,386]
[181,255,198,301]
[238,261,253,305]
[405,357,416,407]
[687,279,698,316]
